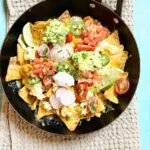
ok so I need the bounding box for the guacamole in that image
[72,51,102,71]
[43,19,69,44]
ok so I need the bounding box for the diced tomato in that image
[75,82,89,102]
[33,58,43,64]
[78,18,110,50]
[75,44,95,51]
[66,33,73,43]
[80,71,93,79]
[50,66,57,75]
[115,78,130,95]
[33,67,42,75]
[43,76,52,88]
[35,51,40,58]
[45,62,51,68]
[92,72,101,81]
[78,78,93,86]
[42,67,49,75]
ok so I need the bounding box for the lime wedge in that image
[109,68,123,79]
[101,78,115,91]
[101,68,123,91]
[23,22,34,47]
[18,34,27,49]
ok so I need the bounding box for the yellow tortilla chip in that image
[20,64,32,78]
[106,30,120,46]
[58,10,71,23]
[17,44,25,65]
[104,86,119,104]
[59,106,80,131]
[45,88,53,98]
[96,94,106,117]
[22,77,29,85]
[18,86,36,105]
[31,100,38,110]
[99,30,125,56]
[36,101,54,119]
[5,57,22,82]
[110,51,128,69]
[31,20,51,46]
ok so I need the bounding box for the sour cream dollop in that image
[53,72,75,87]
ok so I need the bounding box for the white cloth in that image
[0,0,140,149]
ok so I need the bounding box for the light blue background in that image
[0,0,149,149]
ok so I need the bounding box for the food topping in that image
[53,72,75,87]
[5,11,129,132]
[43,19,69,44]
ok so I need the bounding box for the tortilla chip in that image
[36,101,54,119]
[58,10,71,23]
[31,20,51,46]
[20,64,32,78]
[45,88,53,98]
[59,106,80,131]
[22,77,29,85]
[18,86,36,105]
[96,94,106,117]
[119,72,128,79]
[5,57,22,82]
[110,51,128,69]
[104,86,119,104]
[17,44,25,65]
[83,16,94,24]
[31,100,39,110]
[106,30,120,46]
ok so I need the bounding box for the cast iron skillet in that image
[0,0,140,134]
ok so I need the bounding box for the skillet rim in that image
[0,0,140,135]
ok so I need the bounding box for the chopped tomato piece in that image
[80,71,93,79]
[31,58,57,80]
[35,51,40,58]
[43,76,52,88]
[33,67,42,75]
[66,33,73,43]
[75,44,95,51]
[75,82,89,102]
[79,17,110,49]
[115,78,130,95]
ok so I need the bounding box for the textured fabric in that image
[0,0,140,150]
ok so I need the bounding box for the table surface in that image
[0,0,149,149]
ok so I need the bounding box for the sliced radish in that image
[55,88,67,99]
[88,97,97,113]
[38,44,49,57]
[59,90,75,106]
[49,95,62,109]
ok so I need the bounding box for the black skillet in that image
[0,0,140,134]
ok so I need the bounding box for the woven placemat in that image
[0,0,140,150]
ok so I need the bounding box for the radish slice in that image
[55,88,67,99]
[59,90,75,106]
[49,95,62,109]
[38,44,49,57]
[88,97,97,113]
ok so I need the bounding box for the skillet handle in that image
[115,0,124,16]
[95,0,124,16]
